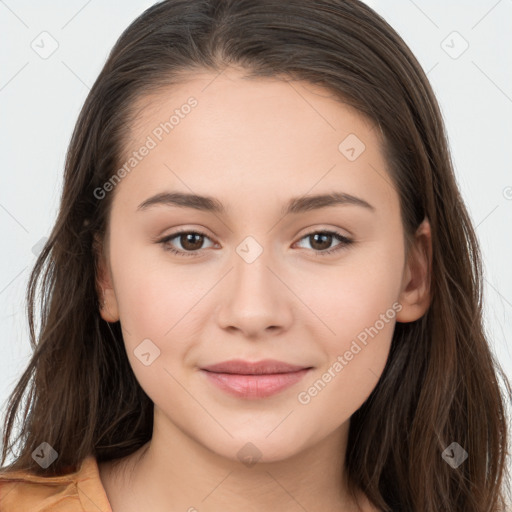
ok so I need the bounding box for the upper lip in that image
[201,359,311,375]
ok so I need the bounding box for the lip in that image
[200,359,312,399]
[201,359,310,375]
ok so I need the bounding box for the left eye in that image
[157,229,353,257]
[295,230,353,255]
[158,230,216,257]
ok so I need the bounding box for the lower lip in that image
[201,368,311,399]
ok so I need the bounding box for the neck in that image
[100,407,370,512]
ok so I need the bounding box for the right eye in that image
[157,229,216,257]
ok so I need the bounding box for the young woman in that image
[1,1,510,511]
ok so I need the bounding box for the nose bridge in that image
[215,233,293,335]
[231,234,279,302]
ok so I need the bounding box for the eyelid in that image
[156,225,354,258]
[151,225,214,244]
[295,224,353,239]
[159,227,217,252]
[155,224,351,242]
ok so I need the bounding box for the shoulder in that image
[0,455,112,512]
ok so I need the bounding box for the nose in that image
[214,243,294,339]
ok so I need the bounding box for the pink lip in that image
[200,359,312,399]
[201,358,309,374]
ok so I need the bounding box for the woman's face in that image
[97,68,428,463]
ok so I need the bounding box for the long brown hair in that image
[1,1,510,510]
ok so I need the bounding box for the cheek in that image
[110,229,194,336]
[110,246,213,383]
[295,278,399,427]
[299,241,404,338]
[112,262,193,405]
[114,272,176,342]
[296,241,403,394]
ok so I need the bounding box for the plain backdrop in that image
[1,0,511,487]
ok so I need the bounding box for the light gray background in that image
[1,0,511,488]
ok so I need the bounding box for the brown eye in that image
[179,232,205,251]
[309,232,334,251]
[158,228,353,258]
[295,230,353,256]
[158,229,215,257]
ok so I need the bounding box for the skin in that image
[95,67,431,512]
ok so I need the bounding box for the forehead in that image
[128,69,380,149]
[112,69,396,217]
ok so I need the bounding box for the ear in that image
[395,217,432,323]
[93,232,120,323]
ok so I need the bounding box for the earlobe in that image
[395,218,432,323]
[98,288,119,323]
[93,233,120,323]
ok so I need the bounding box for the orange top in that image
[0,456,112,511]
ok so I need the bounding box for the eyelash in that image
[157,228,354,258]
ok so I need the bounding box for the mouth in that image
[200,359,313,399]
[201,358,311,375]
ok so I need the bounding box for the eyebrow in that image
[136,191,375,216]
